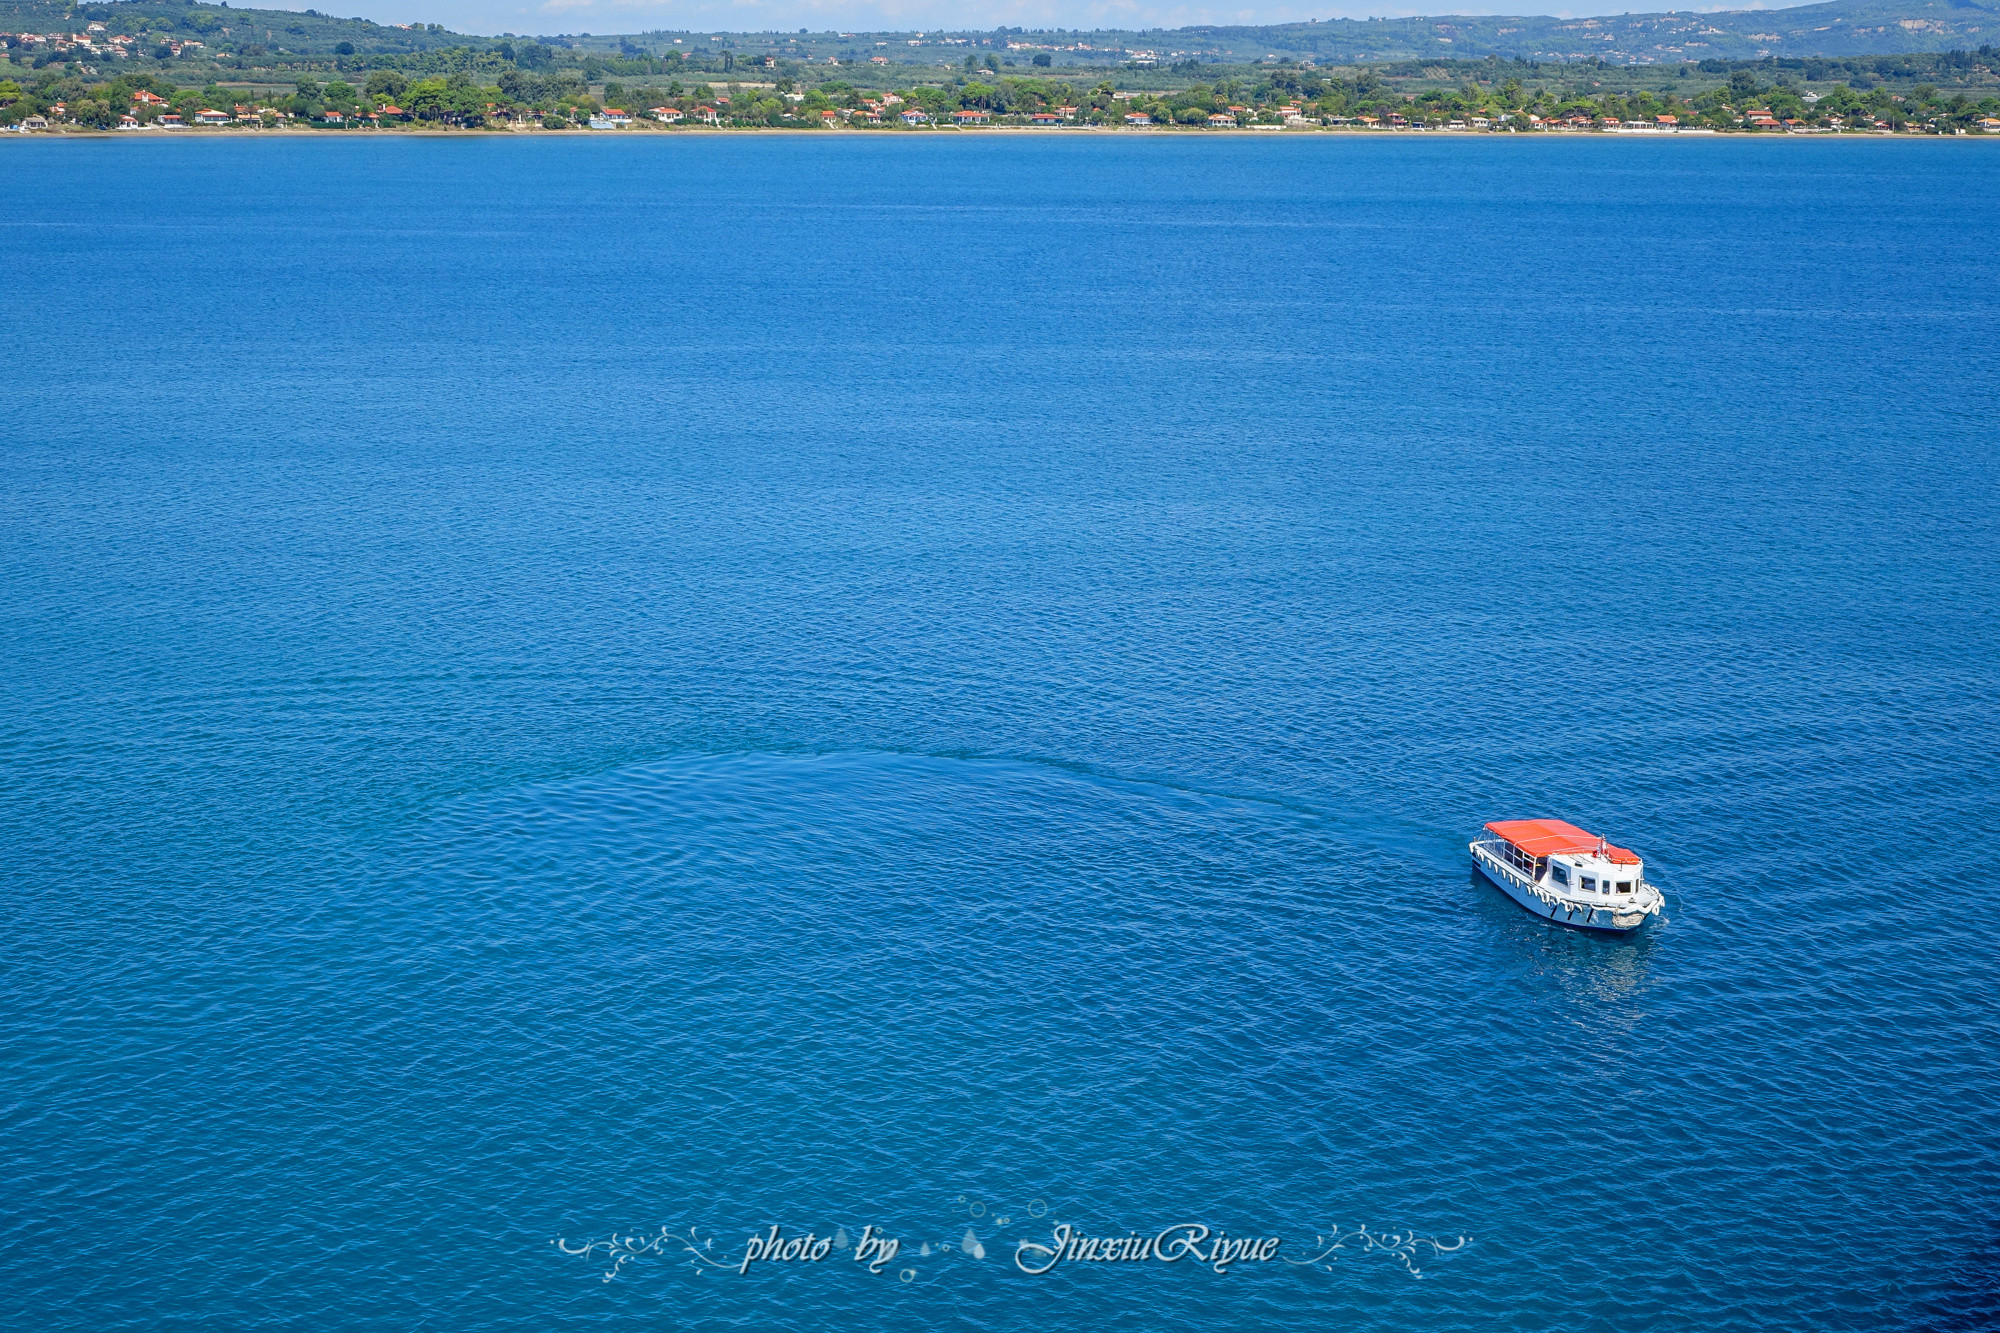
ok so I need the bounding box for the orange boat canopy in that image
[1486,819,1641,865]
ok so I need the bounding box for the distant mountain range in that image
[7,0,1997,66]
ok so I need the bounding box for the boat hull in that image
[1471,846,1655,933]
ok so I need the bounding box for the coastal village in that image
[4,12,1999,135]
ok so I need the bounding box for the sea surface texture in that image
[3,136,1996,1331]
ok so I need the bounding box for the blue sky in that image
[316,0,1797,39]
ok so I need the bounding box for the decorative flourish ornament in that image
[1281,1226,1470,1278]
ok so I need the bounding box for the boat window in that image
[1552,864,1569,886]
[1581,876,1596,892]
[1617,881,1632,893]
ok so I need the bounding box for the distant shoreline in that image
[8,126,1993,142]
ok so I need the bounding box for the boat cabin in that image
[1484,819,1644,897]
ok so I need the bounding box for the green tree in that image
[404,76,450,119]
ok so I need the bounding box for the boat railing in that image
[1473,836,1543,882]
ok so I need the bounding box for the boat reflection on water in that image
[1470,865,1666,1047]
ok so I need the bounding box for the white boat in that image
[1470,819,1664,933]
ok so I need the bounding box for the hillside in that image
[0,0,1993,66]
[0,0,504,55]
[1169,0,2000,64]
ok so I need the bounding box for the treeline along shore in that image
[4,0,2000,136]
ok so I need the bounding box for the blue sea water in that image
[3,134,1998,1330]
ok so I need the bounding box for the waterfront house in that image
[652,107,681,122]
[158,113,183,128]
[1123,112,1151,125]
[695,105,720,124]
[378,105,406,120]
[132,89,168,106]
[21,113,48,129]
[1656,114,1678,126]
[1029,112,1060,125]
[1978,117,2000,132]
[118,113,138,129]
[1055,105,1078,119]
[952,109,990,125]
[1207,112,1236,127]
[900,108,927,125]
[195,108,229,125]
[602,108,631,127]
